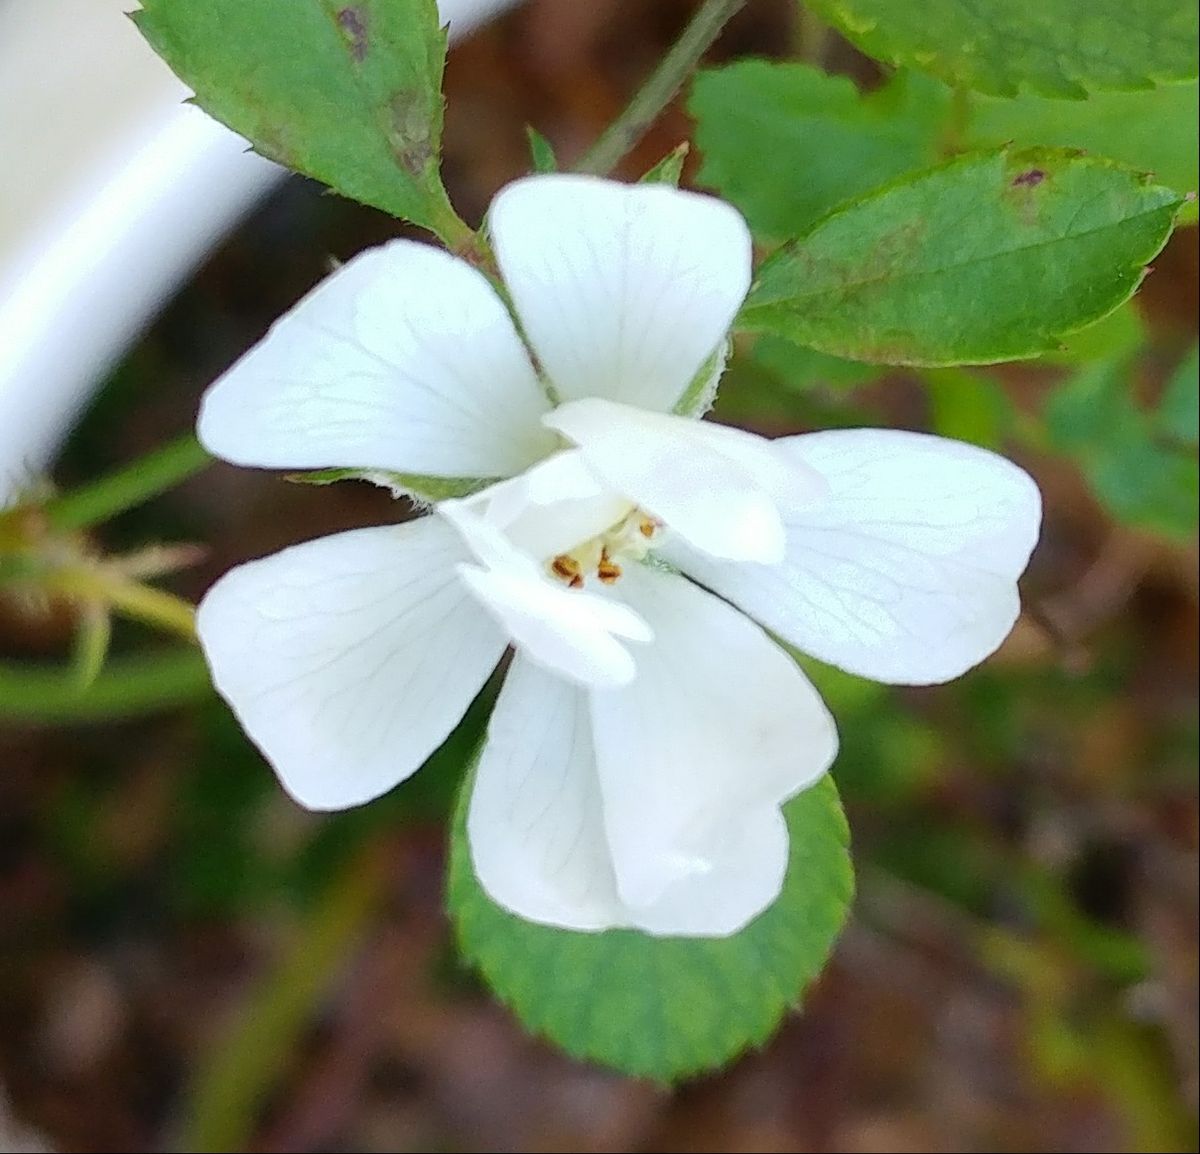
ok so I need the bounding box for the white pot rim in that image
[0,0,524,503]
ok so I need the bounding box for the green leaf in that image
[1045,352,1199,538]
[966,82,1200,224]
[1158,343,1199,446]
[525,126,558,173]
[284,466,490,502]
[133,0,469,243]
[448,772,852,1081]
[803,0,1199,97]
[692,61,1200,242]
[739,148,1183,366]
[639,142,690,187]
[1037,301,1146,366]
[691,63,948,237]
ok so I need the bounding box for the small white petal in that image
[489,175,752,413]
[468,655,625,931]
[455,563,649,689]
[661,429,1042,685]
[451,450,633,563]
[546,398,824,564]
[198,239,555,478]
[196,519,507,810]
[590,564,838,936]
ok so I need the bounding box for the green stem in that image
[0,648,211,723]
[71,604,113,690]
[795,5,829,67]
[427,189,476,252]
[45,432,211,532]
[104,580,198,640]
[574,0,748,176]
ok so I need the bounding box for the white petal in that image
[619,807,791,938]
[489,175,752,412]
[455,563,649,689]
[196,518,507,810]
[546,398,825,563]
[662,429,1042,686]
[467,655,625,931]
[590,564,837,936]
[197,239,556,477]
[451,449,633,563]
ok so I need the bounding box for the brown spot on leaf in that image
[336,6,368,62]
[1012,169,1046,188]
[389,91,434,176]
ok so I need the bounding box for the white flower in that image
[195,175,1042,937]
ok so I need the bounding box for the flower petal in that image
[197,239,555,478]
[618,807,791,938]
[590,564,838,936]
[468,654,625,931]
[454,563,649,690]
[662,429,1042,685]
[451,449,634,563]
[196,518,507,810]
[489,175,752,413]
[546,398,825,563]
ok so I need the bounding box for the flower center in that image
[548,510,662,589]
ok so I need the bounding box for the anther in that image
[551,554,582,584]
[597,550,622,585]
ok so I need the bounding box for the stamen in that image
[548,508,659,589]
[597,550,622,585]
[551,554,582,584]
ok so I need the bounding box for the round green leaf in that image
[447,772,852,1081]
[739,148,1185,367]
[804,0,1199,97]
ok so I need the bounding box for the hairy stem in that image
[575,0,748,176]
[50,567,198,641]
